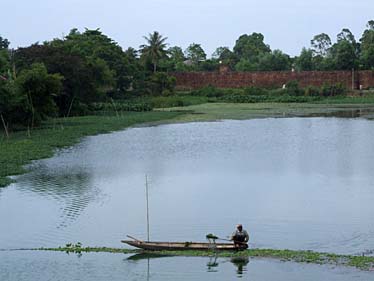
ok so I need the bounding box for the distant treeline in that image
[1,20,374,129]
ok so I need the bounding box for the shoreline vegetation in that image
[36,244,374,271]
[2,97,374,188]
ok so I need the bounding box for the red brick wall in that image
[172,70,374,90]
[359,70,374,89]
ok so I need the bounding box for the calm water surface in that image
[1,117,374,279]
[0,251,373,281]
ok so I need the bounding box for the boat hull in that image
[121,240,247,251]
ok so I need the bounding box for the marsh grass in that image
[39,245,374,271]
[158,102,374,123]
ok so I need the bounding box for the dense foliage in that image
[189,82,347,103]
[1,20,374,130]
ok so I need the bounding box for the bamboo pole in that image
[145,174,150,242]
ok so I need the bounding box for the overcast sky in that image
[2,0,373,57]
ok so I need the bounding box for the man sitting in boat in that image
[231,224,249,248]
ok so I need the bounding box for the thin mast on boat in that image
[145,174,150,242]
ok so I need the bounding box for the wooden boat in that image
[122,239,247,251]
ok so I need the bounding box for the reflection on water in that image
[231,257,250,277]
[206,256,219,272]
[305,108,374,118]
[18,165,99,228]
[126,253,249,278]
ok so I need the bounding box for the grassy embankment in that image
[40,244,374,271]
[0,111,182,187]
[157,101,374,123]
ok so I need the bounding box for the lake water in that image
[1,117,374,280]
[1,251,373,281]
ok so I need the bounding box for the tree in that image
[337,28,359,55]
[0,79,20,133]
[0,35,10,50]
[163,46,186,71]
[367,20,374,30]
[257,50,291,71]
[140,31,168,72]
[328,29,358,70]
[330,40,357,70]
[146,72,176,95]
[233,33,271,61]
[55,28,130,93]
[360,20,374,69]
[235,58,257,71]
[0,50,10,76]
[168,46,185,62]
[15,63,63,126]
[0,35,10,78]
[295,48,314,71]
[337,28,356,44]
[311,33,332,57]
[14,44,106,116]
[199,59,219,71]
[212,47,230,59]
[185,43,207,65]
[212,46,237,68]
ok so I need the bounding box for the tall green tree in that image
[168,46,185,62]
[360,20,374,69]
[0,35,10,77]
[337,28,357,45]
[257,50,291,71]
[0,50,10,77]
[212,46,237,68]
[15,63,63,127]
[14,44,107,116]
[235,58,257,72]
[295,48,314,71]
[233,33,271,62]
[164,46,186,71]
[311,33,332,57]
[185,43,207,65]
[329,29,358,70]
[212,46,230,60]
[0,78,22,133]
[0,36,10,50]
[53,28,130,93]
[140,31,168,72]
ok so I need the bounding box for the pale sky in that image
[2,0,373,57]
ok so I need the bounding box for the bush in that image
[90,102,152,113]
[285,80,303,96]
[321,83,346,97]
[244,86,268,96]
[191,85,225,97]
[304,86,321,96]
[145,72,176,95]
[218,94,321,103]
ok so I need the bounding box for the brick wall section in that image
[172,70,374,90]
[359,70,374,89]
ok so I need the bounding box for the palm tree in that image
[140,31,168,72]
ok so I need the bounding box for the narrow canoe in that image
[121,240,247,251]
